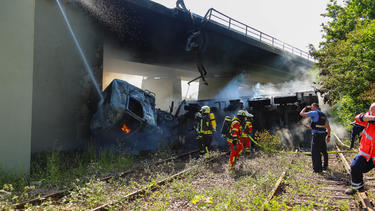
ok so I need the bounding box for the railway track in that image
[333,134,374,210]
[264,133,375,210]
[265,150,297,204]
[100,151,296,210]
[13,149,200,210]
[89,152,227,211]
[15,133,375,210]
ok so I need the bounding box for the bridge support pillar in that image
[142,76,182,111]
[198,77,233,100]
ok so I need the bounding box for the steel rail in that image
[264,150,297,206]
[263,136,367,210]
[333,132,350,148]
[13,149,200,209]
[90,167,194,211]
[90,152,227,211]
[333,132,374,211]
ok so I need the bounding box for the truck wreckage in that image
[91,79,318,154]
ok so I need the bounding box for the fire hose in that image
[248,136,357,155]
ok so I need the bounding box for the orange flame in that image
[121,123,131,134]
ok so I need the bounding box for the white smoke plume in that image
[215,65,315,99]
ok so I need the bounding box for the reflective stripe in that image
[351,181,364,189]
[315,125,326,128]
[364,130,373,141]
[201,131,212,135]
[232,128,239,131]
[359,151,371,157]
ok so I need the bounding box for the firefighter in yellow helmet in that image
[195,105,217,154]
[241,111,254,155]
[227,110,246,170]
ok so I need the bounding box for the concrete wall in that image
[0,0,35,173]
[31,0,103,152]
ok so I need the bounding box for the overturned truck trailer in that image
[91,79,318,154]
[178,91,318,149]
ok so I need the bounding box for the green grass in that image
[0,144,134,206]
[1,130,355,210]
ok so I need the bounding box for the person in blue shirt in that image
[300,103,331,173]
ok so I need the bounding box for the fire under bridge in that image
[1,0,315,173]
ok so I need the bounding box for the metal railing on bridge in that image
[203,8,313,61]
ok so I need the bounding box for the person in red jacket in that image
[241,111,253,155]
[227,110,246,170]
[346,103,375,195]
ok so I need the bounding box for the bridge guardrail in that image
[203,8,313,61]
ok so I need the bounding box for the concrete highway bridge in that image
[0,0,314,173]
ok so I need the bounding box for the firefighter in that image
[227,110,246,170]
[241,111,253,155]
[300,103,331,173]
[345,103,375,195]
[196,105,216,154]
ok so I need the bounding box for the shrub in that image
[254,130,282,154]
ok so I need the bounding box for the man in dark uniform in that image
[300,103,331,173]
[350,121,365,149]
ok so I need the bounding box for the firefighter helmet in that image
[245,111,254,118]
[200,105,210,114]
[237,110,247,117]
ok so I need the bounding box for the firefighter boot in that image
[228,157,236,170]
[203,146,211,159]
[228,163,234,170]
[345,187,364,195]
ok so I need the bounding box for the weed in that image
[254,130,283,154]
[337,199,350,210]
[0,144,134,206]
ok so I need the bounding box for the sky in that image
[151,0,337,52]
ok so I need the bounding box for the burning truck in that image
[91,79,318,154]
[90,79,179,154]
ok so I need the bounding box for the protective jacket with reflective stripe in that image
[199,113,217,135]
[241,121,253,137]
[230,117,242,141]
[355,112,375,163]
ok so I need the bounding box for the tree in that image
[312,0,375,124]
